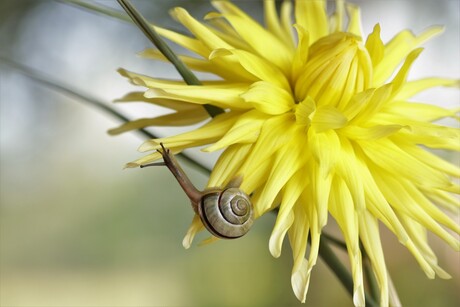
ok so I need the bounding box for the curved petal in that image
[212,1,293,72]
[264,0,295,48]
[108,108,207,135]
[204,109,268,152]
[210,48,291,91]
[329,177,365,306]
[145,84,250,110]
[295,0,329,44]
[373,26,444,85]
[138,112,237,152]
[241,81,294,115]
[394,78,459,101]
[365,24,385,67]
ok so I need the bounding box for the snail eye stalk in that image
[141,144,254,239]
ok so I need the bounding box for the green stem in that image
[116,0,224,118]
[321,232,347,250]
[361,244,380,303]
[319,237,379,307]
[58,0,131,22]
[0,57,211,175]
[364,258,380,304]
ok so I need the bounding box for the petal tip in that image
[124,162,140,169]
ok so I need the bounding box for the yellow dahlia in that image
[113,0,460,305]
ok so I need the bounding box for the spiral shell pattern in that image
[198,188,254,239]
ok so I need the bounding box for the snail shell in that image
[198,187,253,239]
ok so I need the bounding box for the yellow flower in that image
[113,0,460,305]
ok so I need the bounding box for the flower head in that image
[114,1,460,305]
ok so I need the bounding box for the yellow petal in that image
[424,188,460,213]
[210,48,291,91]
[203,12,252,51]
[341,88,375,120]
[310,160,332,228]
[358,211,389,307]
[375,173,460,247]
[399,215,452,279]
[295,0,329,44]
[269,170,308,258]
[291,25,310,82]
[257,141,306,214]
[351,84,393,124]
[341,124,404,141]
[138,112,237,152]
[108,109,208,135]
[309,129,341,177]
[374,178,460,270]
[154,25,208,57]
[280,0,295,43]
[182,214,204,249]
[114,91,196,111]
[237,114,295,188]
[171,7,233,51]
[264,0,295,48]
[295,96,316,128]
[395,78,459,101]
[330,0,345,32]
[346,3,363,38]
[354,149,410,244]
[336,138,366,211]
[212,2,293,72]
[373,26,444,85]
[394,123,460,151]
[360,138,453,189]
[329,177,365,307]
[145,85,250,110]
[311,106,348,132]
[288,205,310,303]
[118,68,185,88]
[384,101,460,122]
[124,151,163,168]
[240,157,273,203]
[203,109,267,152]
[139,48,252,82]
[390,48,424,95]
[365,24,384,66]
[241,81,294,115]
[207,143,252,188]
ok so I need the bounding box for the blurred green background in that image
[0,1,459,306]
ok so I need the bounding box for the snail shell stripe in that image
[199,188,254,239]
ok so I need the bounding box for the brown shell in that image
[198,188,253,239]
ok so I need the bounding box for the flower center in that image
[294,32,373,109]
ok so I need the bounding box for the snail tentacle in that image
[141,143,254,239]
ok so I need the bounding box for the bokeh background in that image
[0,1,459,306]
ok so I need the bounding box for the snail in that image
[141,144,253,239]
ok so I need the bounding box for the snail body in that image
[141,144,254,239]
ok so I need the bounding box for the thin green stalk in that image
[364,258,380,304]
[361,243,380,303]
[0,57,211,175]
[322,234,380,305]
[60,0,189,36]
[319,237,379,307]
[58,0,131,22]
[116,0,224,117]
[321,232,347,250]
